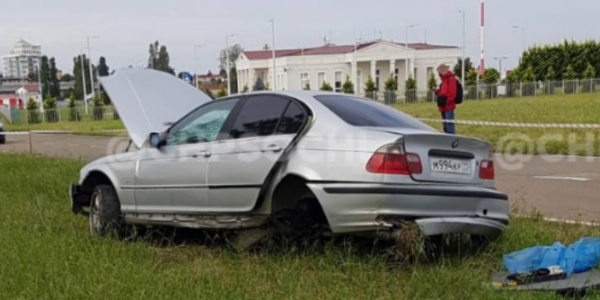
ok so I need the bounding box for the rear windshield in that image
[315,95,433,130]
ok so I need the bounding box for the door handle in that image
[193,150,211,158]
[263,144,282,153]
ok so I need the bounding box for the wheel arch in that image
[81,169,117,193]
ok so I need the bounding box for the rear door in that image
[403,133,492,185]
[207,95,307,212]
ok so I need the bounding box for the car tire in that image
[89,184,123,237]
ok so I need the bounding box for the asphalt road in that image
[2,134,599,222]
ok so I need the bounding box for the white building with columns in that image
[236,40,462,94]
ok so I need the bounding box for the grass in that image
[396,93,600,156]
[2,153,600,299]
[3,119,125,136]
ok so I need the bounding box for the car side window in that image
[229,95,290,139]
[166,98,238,146]
[276,102,306,134]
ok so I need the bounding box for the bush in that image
[364,76,377,100]
[383,75,398,104]
[43,94,59,123]
[320,81,333,92]
[427,72,438,102]
[91,93,104,121]
[404,76,417,103]
[26,98,41,124]
[342,76,354,94]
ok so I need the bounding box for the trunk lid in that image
[100,68,212,148]
[364,128,493,185]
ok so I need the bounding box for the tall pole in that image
[225,35,231,95]
[405,24,418,81]
[37,59,44,113]
[81,49,88,114]
[87,36,100,98]
[194,44,206,90]
[479,0,485,76]
[512,25,525,58]
[270,19,277,91]
[459,10,466,87]
[494,56,508,81]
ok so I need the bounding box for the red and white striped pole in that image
[479,0,485,76]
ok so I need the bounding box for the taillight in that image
[366,144,422,175]
[479,160,495,180]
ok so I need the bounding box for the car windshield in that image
[314,95,434,130]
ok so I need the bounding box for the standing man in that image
[434,64,457,134]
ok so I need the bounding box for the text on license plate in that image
[430,157,472,174]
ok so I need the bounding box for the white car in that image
[70,69,508,245]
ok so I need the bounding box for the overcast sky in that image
[2,0,599,75]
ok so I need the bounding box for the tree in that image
[91,93,105,120]
[564,65,576,80]
[72,54,94,100]
[48,58,60,98]
[229,67,238,94]
[482,68,501,85]
[522,66,536,82]
[39,56,51,98]
[219,44,244,73]
[303,82,311,91]
[253,77,265,91]
[583,64,596,79]
[521,66,537,96]
[241,85,249,93]
[545,66,556,81]
[320,81,333,91]
[148,41,175,74]
[427,72,438,101]
[67,92,80,121]
[454,58,475,77]
[61,73,74,82]
[26,98,40,124]
[383,75,398,104]
[67,92,76,108]
[342,76,354,94]
[97,57,110,77]
[466,69,478,86]
[44,93,59,122]
[364,76,377,99]
[405,75,417,102]
[216,84,228,98]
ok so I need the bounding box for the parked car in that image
[0,121,5,144]
[70,68,509,246]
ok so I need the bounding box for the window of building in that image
[334,71,343,92]
[300,72,310,90]
[375,69,380,90]
[394,69,399,82]
[317,72,326,88]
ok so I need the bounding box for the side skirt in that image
[124,213,269,230]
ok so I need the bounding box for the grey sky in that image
[2,0,599,75]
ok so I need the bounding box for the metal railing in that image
[4,106,119,125]
[362,78,600,105]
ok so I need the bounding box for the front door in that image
[207,95,308,212]
[134,98,240,213]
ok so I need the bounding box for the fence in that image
[4,106,119,125]
[363,78,600,105]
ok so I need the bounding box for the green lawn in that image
[1,153,599,299]
[3,119,125,136]
[397,93,600,156]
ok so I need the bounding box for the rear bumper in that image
[307,182,509,238]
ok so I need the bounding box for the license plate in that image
[430,157,472,175]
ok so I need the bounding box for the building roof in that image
[241,41,457,60]
[197,73,224,80]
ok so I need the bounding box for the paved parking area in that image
[2,133,599,222]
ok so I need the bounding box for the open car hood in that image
[100,68,211,148]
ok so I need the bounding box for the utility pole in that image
[479,0,485,77]
[269,19,277,90]
[37,59,44,113]
[225,34,237,95]
[80,48,89,114]
[405,24,418,80]
[494,56,508,81]
[87,36,100,97]
[194,44,206,90]
[459,10,466,87]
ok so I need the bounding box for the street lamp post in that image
[459,10,466,87]
[405,24,418,81]
[194,44,206,90]
[225,34,237,95]
[512,25,525,56]
[87,36,101,98]
[80,48,89,114]
[269,19,277,91]
[37,59,44,113]
[494,56,509,81]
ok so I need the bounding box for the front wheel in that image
[89,185,123,237]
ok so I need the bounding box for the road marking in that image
[516,215,600,227]
[533,176,590,182]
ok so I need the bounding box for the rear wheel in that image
[89,185,123,237]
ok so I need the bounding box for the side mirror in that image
[149,132,165,149]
